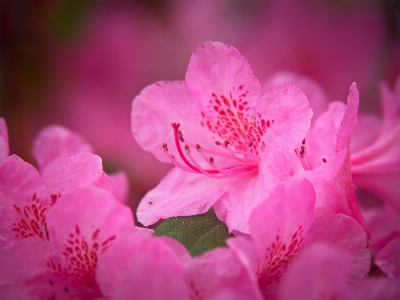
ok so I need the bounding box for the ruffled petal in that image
[309,213,370,279]
[32,125,94,172]
[262,72,329,122]
[187,247,263,300]
[255,84,312,158]
[0,155,49,247]
[131,80,211,163]
[96,234,188,300]
[41,152,105,200]
[278,243,353,300]
[136,167,235,226]
[186,41,261,113]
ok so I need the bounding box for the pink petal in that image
[278,242,352,300]
[375,238,400,279]
[309,213,370,279]
[262,72,329,122]
[345,277,400,300]
[41,152,105,200]
[0,238,54,299]
[32,125,94,172]
[0,118,9,163]
[0,155,49,247]
[136,168,233,226]
[304,149,370,239]
[186,41,261,113]
[213,173,258,233]
[131,80,209,163]
[336,83,359,152]
[351,76,400,208]
[250,178,316,293]
[109,171,130,203]
[96,235,188,300]
[186,247,263,300]
[45,186,136,295]
[255,84,312,157]
[350,113,381,153]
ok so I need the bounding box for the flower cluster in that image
[1,42,400,299]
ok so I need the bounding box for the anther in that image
[162,143,168,151]
[215,141,221,146]
[184,145,190,153]
[248,140,254,147]
[196,144,202,151]
[302,139,306,145]
[178,130,184,142]
[49,278,54,286]
[209,157,215,164]
[322,158,327,163]
[224,140,229,146]
[64,285,69,293]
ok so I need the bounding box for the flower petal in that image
[136,168,232,226]
[96,235,188,300]
[186,41,261,113]
[32,125,94,172]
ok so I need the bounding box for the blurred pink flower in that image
[351,75,400,210]
[132,41,312,233]
[98,234,263,300]
[228,177,316,296]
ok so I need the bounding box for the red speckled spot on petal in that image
[256,225,305,290]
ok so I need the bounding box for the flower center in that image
[163,123,260,178]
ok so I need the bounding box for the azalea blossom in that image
[132,41,312,232]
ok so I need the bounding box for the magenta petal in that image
[187,247,263,300]
[278,243,353,300]
[0,155,49,247]
[96,235,188,300]
[41,152,105,197]
[309,213,370,279]
[375,238,400,279]
[0,118,9,163]
[250,178,316,257]
[345,277,400,300]
[262,72,329,122]
[0,239,52,299]
[131,80,209,163]
[336,83,359,152]
[255,84,312,155]
[186,41,261,112]
[136,168,232,226]
[32,125,94,172]
[109,171,130,203]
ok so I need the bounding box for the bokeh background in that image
[1,0,399,221]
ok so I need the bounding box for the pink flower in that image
[132,41,312,233]
[227,177,316,296]
[351,75,400,211]
[0,120,150,298]
[97,234,263,300]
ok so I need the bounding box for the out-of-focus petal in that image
[96,235,188,300]
[375,238,400,279]
[32,125,94,172]
[136,168,238,227]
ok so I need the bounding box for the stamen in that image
[295,148,312,171]
[178,130,184,142]
[248,140,254,147]
[322,158,327,163]
[163,123,259,178]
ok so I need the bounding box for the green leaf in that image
[153,212,232,257]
